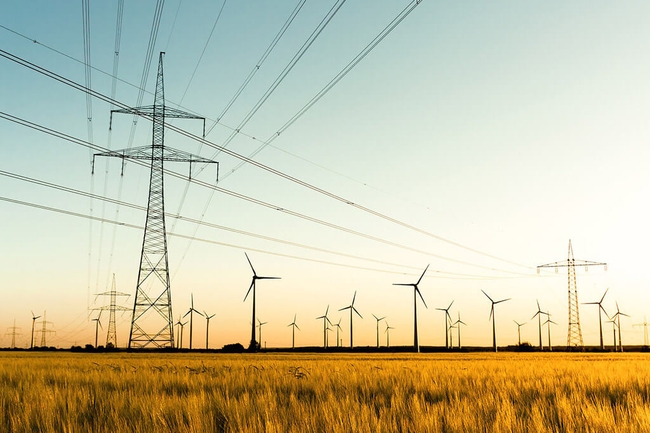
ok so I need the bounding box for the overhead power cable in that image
[0,109,532,277]
[0,49,534,271]
[0,168,520,281]
[0,194,526,281]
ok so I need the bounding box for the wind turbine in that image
[287,314,300,349]
[482,290,510,352]
[454,312,467,349]
[204,311,215,350]
[175,316,187,349]
[436,301,454,349]
[582,288,609,350]
[633,316,649,347]
[334,318,343,347]
[393,265,429,352]
[513,320,526,346]
[385,322,395,348]
[531,300,549,350]
[91,312,103,348]
[372,314,386,348]
[607,318,617,350]
[612,302,630,352]
[339,291,362,348]
[30,311,41,350]
[243,252,280,351]
[316,306,333,348]
[544,318,557,351]
[257,319,268,350]
[183,294,204,350]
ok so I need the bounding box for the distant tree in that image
[222,343,245,353]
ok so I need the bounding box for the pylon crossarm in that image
[111,105,205,121]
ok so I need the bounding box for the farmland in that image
[1,352,649,432]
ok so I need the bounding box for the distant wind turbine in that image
[513,320,526,346]
[607,318,617,350]
[372,314,386,348]
[257,319,268,349]
[612,302,630,352]
[287,314,300,349]
[30,310,41,350]
[175,316,187,349]
[531,300,549,350]
[393,265,429,352]
[339,291,362,348]
[544,318,557,351]
[385,321,395,348]
[482,290,510,352]
[204,311,215,350]
[334,318,343,347]
[454,312,467,349]
[436,301,454,349]
[183,294,204,350]
[243,252,280,351]
[92,312,103,348]
[316,306,333,348]
[583,288,609,350]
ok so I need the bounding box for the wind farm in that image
[1,1,649,431]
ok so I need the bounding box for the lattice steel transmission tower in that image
[38,311,55,347]
[93,52,218,349]
[537,240,607,349]
[5,319,21,349]
[95,274,130,347]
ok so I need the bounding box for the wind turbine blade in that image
[244,252,257,276]
[353,307,363,319]
[416,288,428,309]
[243,280,254,302]
[373,314,378,321]
[293,314,297,323]
[536,299,541,310]
[191,293,194,308]
[380,316,386,321]
[495,298,511,304]
[258,276,281,280]
[325,305,330,316]
[183,310,191,318]
[416,264,430,285]
[339,306,351,312]
[447,300,454,310]
[393,283,413,287]
[326,317,332,325]
[352,291,357,306]
[295,324,300,331]
[481,290,494,303]
[531,311,539,320]
[489,305,494,321]
[583,302,599,305]
[600,287,609,304]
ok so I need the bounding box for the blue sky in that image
[1,1,649,349]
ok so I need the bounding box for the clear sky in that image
[1,1,649,349]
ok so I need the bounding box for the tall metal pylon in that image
[537,240,607,349]
[5,319,21,349]
[95,274,130,347]
[93,52,218,348]
[38,311,55,347]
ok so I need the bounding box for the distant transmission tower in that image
[537,240,607,348]
[38,311,55,347]
[93,52,218,349]
[5,319,21,349]
[95,274,130,347]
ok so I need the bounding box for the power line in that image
[0,49,533,272]
[0,106,531,277]
[0,168,522,281]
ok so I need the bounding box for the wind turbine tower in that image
[29,311,41,349]
[339,291,362,348]
[612,302,629,352]
[393,265,429,352]
[436,301,454,349]
[316,306,332,348]
[544,318,557,351]
[95,274,130,347]
[513,320,526,346]
[531,300,549,351]
[243,253,280,351]
[454,313,466,349]
[582,288,609,350]
[385,322,394,348]
[287,314,299,349]
[634,316,649,347]
[92,313,102,348]
[372,314,385,348]
[482,290,510,352]
[183,294,203,350]
[204,311,215,350]
[537,240,607,349]
[93,52,219,349]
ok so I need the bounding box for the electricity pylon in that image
[537,240,607,349]
[93,53,218,348]
[38,311,55,347]
[5,319,21,349]
[94,274,130,347]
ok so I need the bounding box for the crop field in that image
[1,351,649,432]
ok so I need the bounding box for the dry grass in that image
[1,351,650,432]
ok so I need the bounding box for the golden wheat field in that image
[1,351,650,433]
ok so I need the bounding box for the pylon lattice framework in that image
[95,274,130,347]
[537,240,607,348]
[93,52,218,349]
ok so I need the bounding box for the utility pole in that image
[5,319,21,349]
[94,274,130,347]
[93,53,218,349]
[537,240,606,349]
